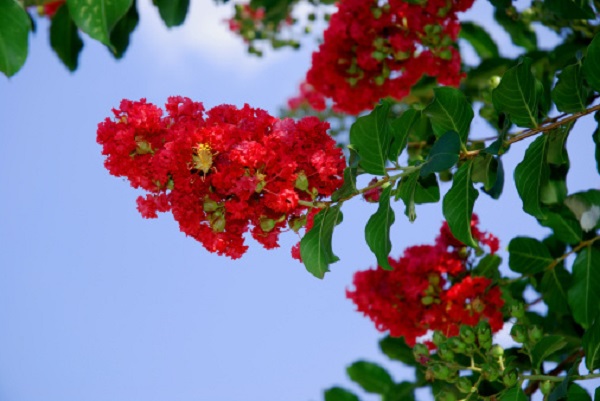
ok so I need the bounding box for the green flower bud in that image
[540,380,553,395]
[294,172,309,191]
[448,337,467,354]
[203,198,219,212]
[432,364,452,381]
[481,363,500,382]
[502,368,518,387]
[476,321,492,349]
[422,295,435,305]
[460,325,476,344]
[528,326,543,344]
[435,391,457,401]
[489,344,504,358]
[437,343,455,362]
[413,343,429,363]
[456,377,473,394]
[432,331,447,347]
[260,218,275,233]
[211,215,226,233]
[510,303,525,319]
[510,324,527,343]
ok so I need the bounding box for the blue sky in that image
[0,1,598,401]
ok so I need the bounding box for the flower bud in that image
[413,343,430,364]
[203,198,219,212]
[460,325,476,344]
[528,326,543,344]
[260,217,275,233]
[432,364,452,381]
[448,337,467,354]
[540,380,553,395]
[432,331,446,347]
[510,324,527,343]
[294,172,309,191]
[481,363,499,382]
[435,391,456,401]
[455,377,473,394]
[437,343,455,362]
[489,344,504,358]
[502,368,518,387]
[510,303,525,319]
[476,321,492,349]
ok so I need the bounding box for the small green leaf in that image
[508,237,553,275]
[545,0,595,19]
[540,265,572,316]
[442,160,479,248]
[531,335,567,370]
[473,254,502,280]
[0,0,30,77]
[420,131,461,177]
[552,62,588,113]
[539,207,582,245]
[500,387,528,401]
[568,246,600,329]
[109,0,138,59]
[365,186,395,270]
[379,336,417,366]
[331,167,358,202]
[324,387,361,401]
[349,102,392,175]
[584,312,600,372]
[514,135,550,219]
[425,87,474,143]
[584,33,600,93]
[154,0,189,27]
[49,4,83,71]
[346,361,394,395]
[67,0,132,48]
[397,172,440,221]
[299,205,343,279]
[388,108,418,161]
[459,22,499,60]
[492,58,540,128]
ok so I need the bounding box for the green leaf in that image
[331,167,358,202]
[383,382,415,401]
[459,22,499,60]
[568,246,600,329]
[67,0,132,48]
[494,8,537,51]
[593,112,600,175]
[545,0,595,19]
[0,0,30,77]
[154,0,189,27]
[546,122,572,166]
[299,205,343,279]
[109,0,138,59]
[324,387,361,401]
[482,156,504,199]
[472,153,498,191]
[531,335,567,370]
[584,33,600,93]
[568,383,593,401]
[549,361,582,401]
[508,237,553,275]
[565,190,600,232]
[379,336,417,366]
[425,87,474,143]
[396,171,440,222]
[388,108,418,161]
[500,387,528,401]
[540,265,572,316]
[492,58,540,128]
[473,254,502,280]
[349,102,392,175]
[539,207,582,245]
[49,4,83,71]
[365,186,395,270]
[346,361,394,395]
[420,131,461,177]
[442,160,479,248]
[552,62,588,113]
[514,135,550,219]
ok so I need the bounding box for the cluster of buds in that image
[97,97,345,259]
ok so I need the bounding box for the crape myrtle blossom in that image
[304,0,475,114]
[347,216,503,346]
[97,97,346,259]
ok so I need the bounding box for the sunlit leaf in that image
[568,246,600,329]
[300,205,343,279]
[425,87,473,143]
[67,0,132,48]
[347,361,394,395]
[584,33,600,92]
[442,160,479,248]
[0,0,30,77]
[365,187,395,270]
[508,237,553,275]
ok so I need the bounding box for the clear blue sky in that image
[0,1,598,401]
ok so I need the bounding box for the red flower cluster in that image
[97,97,345,259]
[287,81,327,112]
[347,217,503,346]
[305,0,474,114]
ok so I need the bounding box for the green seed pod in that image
[437,343,455,362]
[294,172,309,191]
[502,368,518,387]
[432,364,452,381]
[455,377,473,394]
[489,344,504,358]
[510,324,527,343]
[203,198,219,212]
[433,331,446,347]
[413,343,430,363]
[528,326,543,344]
[460,325,476,344]
[448,337,467,354]
[481,363,500,382]
[540,380,553,395]
[510,303,525,319]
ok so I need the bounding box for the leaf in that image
[459,22,499,60]
[388,108,418,161]
[565,190,600,232]
[67,0,133,48]
[492,58,540,128]
[500,387,528,401]
[549,361,582,401]
[482,156,504,200]
[594,112,600,175]
[349,102,392,175]
[299,205,343,279]
[545,0,595,19]
[425,87,474,143]
[508,237,553,275]
[331,167,358,202]
[514,135,550,219]
[109,0,138,59]
[365,186,395,270]
[473,254,502,280]
[472,153,498,191]
[552,62,588,113]
[539,207,582,245]
[584,33,600,93]
[596,387,600,401]
[0,0,30,77]
[324,387,361,401]
[494,8,537,51]
[540,265,572,316]
[568,383,593,401]
[396,172,440,222]
[568,246,600,329]
[154,0,189,27]
[383,382,415,401]
[442,160,479,248]
[420,131,461,177]
[379,336,417,366]
[49,4,83,71]
[531,335,567,369]
[346,361,394,394]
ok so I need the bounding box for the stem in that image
[546,235,600,271]
[522,372,600,382]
